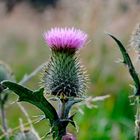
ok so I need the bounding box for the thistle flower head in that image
[42,27,88,99]
[130,23,140,53]
[44,27,87,52]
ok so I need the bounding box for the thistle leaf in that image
[2,81,59,123]
[108,33,140,95]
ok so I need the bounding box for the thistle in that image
[1,28,89,140]
[42,27,88,99]
[108,32,140,140]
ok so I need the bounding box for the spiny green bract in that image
[41,51,87,98]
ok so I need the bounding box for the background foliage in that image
[0,0,140,139]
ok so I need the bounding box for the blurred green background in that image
[0,0,140,139]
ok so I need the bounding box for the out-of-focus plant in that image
[1,27,109,140]
[1,0,59,13]
[0,61,14,140]
[130,23,140,60]
[0,61,41,140]
[107,23,140,140]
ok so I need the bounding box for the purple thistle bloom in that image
[44,27,88,51]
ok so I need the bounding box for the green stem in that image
[54,100,67,140]
[60,101,66,119]
[60,100,67,136]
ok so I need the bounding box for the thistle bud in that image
[41,27,88,98]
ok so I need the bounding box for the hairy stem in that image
[55,100,67,140]
[0,103,9,140]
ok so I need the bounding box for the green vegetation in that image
[1,1,140,139]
